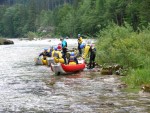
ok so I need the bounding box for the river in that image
[0,39,149,113]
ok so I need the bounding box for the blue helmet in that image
[80,43,85,49]
[54,46,57,51]
[70,52,74,56]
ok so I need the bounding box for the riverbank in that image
[96,23,150,92]
[0,38,14,45]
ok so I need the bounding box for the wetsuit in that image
[88,46,96,69]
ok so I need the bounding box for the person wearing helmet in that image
[47,46,54,57]
[88,44,96,69]
[60,37,68,64]
[52,46,62,59]
[77,34,83,56]
[39,48,51,60]
[82,43,91,59]
[68,52,78,64]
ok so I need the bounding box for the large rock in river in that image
[0,38,14,45]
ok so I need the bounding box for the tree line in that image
[0,0,149,38]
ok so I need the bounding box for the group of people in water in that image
[39,34,96,69]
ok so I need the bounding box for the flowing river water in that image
[0,39,149,113]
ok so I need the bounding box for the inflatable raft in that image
[51,63,85,75]
[47,57,64,66]
[34,57,48,65]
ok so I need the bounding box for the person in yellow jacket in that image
[52,47,64,63]
[82,44,91,59]
[77,34,83,56]
[81,43,96,69]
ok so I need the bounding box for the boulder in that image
[0,38,14,45]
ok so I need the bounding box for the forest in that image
[0,0,149,38]
[0,0,150,89]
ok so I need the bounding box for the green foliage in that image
[54,4,75,36]
[0,0,150,38]
[36,10,54,27]
[96,23,150,88]
[122,68,150,88]
[96,23,150,68]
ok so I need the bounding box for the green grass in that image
[122,68,150,89]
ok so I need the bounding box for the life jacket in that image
[53,51,59,58]
[83,45,90,59]
[52,50,62,59]
[78,37,83,44]
[62,40,67,48]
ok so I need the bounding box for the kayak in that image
[50,62,85,75]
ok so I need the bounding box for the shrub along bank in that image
[96,23,150,90]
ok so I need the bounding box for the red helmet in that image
[57,44,62,50]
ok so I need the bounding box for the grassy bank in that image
[96,23,150,90]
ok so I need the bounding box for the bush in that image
[96,23,150,68]
[96,23,150,89]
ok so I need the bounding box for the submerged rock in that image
[0,38,14,45]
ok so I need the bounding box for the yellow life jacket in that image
[78,37,83,44]
[83,45,90,59]
[52,50,62,58]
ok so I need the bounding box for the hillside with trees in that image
[0,0,149,38]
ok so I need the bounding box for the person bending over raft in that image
[80,43,96,69]
[39,48,51,60]
[80,43,91,59]
[68,52,78,65]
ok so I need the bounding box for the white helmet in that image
[78,34,80,37]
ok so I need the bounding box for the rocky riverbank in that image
[0,38,14,45]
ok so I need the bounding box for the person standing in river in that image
[77,34,83,56]
[88,44,96,69]
[60,37,68,64]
